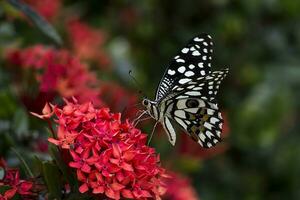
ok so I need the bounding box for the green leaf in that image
[0,166,4,179]
[6,0,62,45]
[12,108,28,138]
[11,148,34,178]
[49,145,79,192]
[42,161,62,200]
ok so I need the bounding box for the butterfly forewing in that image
[155,34,213,101]
[173,68,229,102]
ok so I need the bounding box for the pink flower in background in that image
[6,45,103,107]
[100,82,139,119]
[164,172,199,200]
[67,19,111,69]
[37,99,167,200]
[24,0,61,21]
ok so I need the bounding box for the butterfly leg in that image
[133,110,147,126]
[135,117,152,126]
[147,121,159,145]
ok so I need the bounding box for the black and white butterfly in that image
[140,34,228,148]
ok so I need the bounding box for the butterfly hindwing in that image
[155,34,213,101]
[171,98,223,148]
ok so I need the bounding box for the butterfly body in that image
[142,34,228,148]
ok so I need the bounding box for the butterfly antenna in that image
[129,70,147,98]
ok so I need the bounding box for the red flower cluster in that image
[67,19,111,68]
[36,100,167,200]
[24,0,61,21]
[0,159,35,200]
[6,45,103,107]
[164,172,199,200]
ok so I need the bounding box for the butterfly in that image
[140,34,228,148]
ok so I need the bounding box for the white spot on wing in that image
[184,71,195,77]
[181,48,189,53]
[185,91,201,96]
[207,109,214,115]
[174,110,186,118]
[200,70,206,76]
[176,99,187,109]
[176,59,185,63]
[193,87,202,90]
[178,66,186,73]
[210,117,219,124]
[179,78,191,84]
[168,69,175,75]
[206,130,214,138]
[185,108,198,113]
[192,51,201,56]
[194,37,204,42]
[174,117,187,129]
[204,122,213,130]
[189,64,195,69]
[199,133,206,141]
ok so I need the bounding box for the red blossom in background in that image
[164,172,199,200]
[36,100,167,200]
[6,45,103,109]
[23,0,62,21]
[67,19,111,69]
[100,82,139,119]
[0,159,35,200]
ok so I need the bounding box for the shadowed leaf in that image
[6,0,62,45]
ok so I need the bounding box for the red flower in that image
[39,99,167,199]
[67,19,111,68]
[164,172,199,200]
[5,46,103,107]
[23,0,61,21]
[0,159,35,199]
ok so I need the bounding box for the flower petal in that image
[79,183,89,193]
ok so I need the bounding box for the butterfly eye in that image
[142,99,149,106]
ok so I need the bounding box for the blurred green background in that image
[1,0,300,199]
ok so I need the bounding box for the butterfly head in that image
[142,98,159,120]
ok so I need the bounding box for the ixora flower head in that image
[0,159,35,200]
[34,99,167,200]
